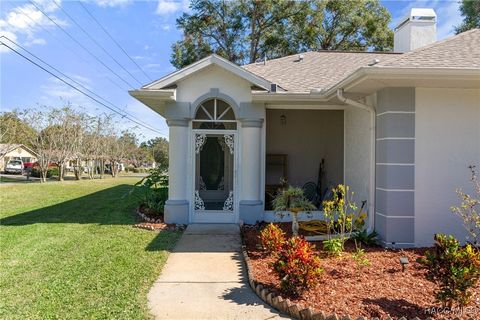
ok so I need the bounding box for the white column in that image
[240,119,263,201]
[167,119,189,200]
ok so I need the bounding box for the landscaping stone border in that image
[240,244,439,320]
[136,208,162,223]
[133,208,186,231]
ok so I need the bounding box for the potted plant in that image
[272,186,316,236]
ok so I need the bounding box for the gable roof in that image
[0,144,37,157]
[242,51,400,93]
[142,54,274,91]
[379,28,480,69]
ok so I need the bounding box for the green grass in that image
[0,177,181,319]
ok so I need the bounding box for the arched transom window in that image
[193,98,236,130]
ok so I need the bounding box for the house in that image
[0,143,38,171]
[130,8,480,247]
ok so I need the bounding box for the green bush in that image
[30,167,57,178]
[272,236,323,296]
[322,238,343,256]
[130,167,169,214]
[260,223,286,254]
[418,234,480,308]
[352,230,379,246]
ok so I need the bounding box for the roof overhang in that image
[252,67,480,103]
[141,54,274,91]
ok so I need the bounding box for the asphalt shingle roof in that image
[243,51,399,93]
[242,29,480,93]
[380,28,480,69]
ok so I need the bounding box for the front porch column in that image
[239,119,264,224]
[164,119,189,224]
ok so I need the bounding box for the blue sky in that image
[0,0,463,141]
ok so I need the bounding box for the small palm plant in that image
[272,186,316,236]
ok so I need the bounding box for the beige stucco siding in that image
[1,147,37,171]
[344,106,371,211]
[176,65,253,104]
[415,88,480,246]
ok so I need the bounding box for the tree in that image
[0,111,36,151]
[21,109,60,183]
[48,107,85,181]
[455,0,480,34]
[140,137,169,172]
[170,0,393,68]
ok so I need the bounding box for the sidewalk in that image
[148,224,287,319]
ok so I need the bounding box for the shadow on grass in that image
[0,184,177,252]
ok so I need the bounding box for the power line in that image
[1,36,164,135]
[28,0,136,89]
[0,39,168,137]
[78,1,153,82]
[7,1,127,93]
[51,0,144,86]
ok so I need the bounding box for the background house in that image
[0,143,38,171]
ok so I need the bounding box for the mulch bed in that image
[243,223,480,320]
[133,205,185,232]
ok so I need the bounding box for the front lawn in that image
[0,177,181,319]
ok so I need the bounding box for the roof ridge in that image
[383,28,480,65]
[242,49,400,67]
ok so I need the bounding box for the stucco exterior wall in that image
[415,88,480,246]
[265,109,344,188]
[176,65,252,104]
[344,105,371,212]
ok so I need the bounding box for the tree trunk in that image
[58,163,64,181]
[40,169,47,183]
[74,158,81,180]
[100,159,104,179]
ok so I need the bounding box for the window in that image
[193,99,236,130]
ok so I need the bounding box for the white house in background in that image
[0,144,38,171]
[130,8,480,247]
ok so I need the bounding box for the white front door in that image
[191,131,237,223]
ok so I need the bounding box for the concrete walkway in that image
[148,224,288,320]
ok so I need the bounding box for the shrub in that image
[272,236,323,296]
[30,167,56,178]
[418,234,480,308]
[260,223,286,254]
[322,184,358,253]
[451,165,479,245]
[352,230,379,246]
[130,167,169,214]
[351,242,370,268]
[322,238,343,256]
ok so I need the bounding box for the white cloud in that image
[161,24,171,31]
[156,0,181,15]
[93,0,132,8]
[0,1,66,50]
[25,38,47,46]
[40,76,92,107]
